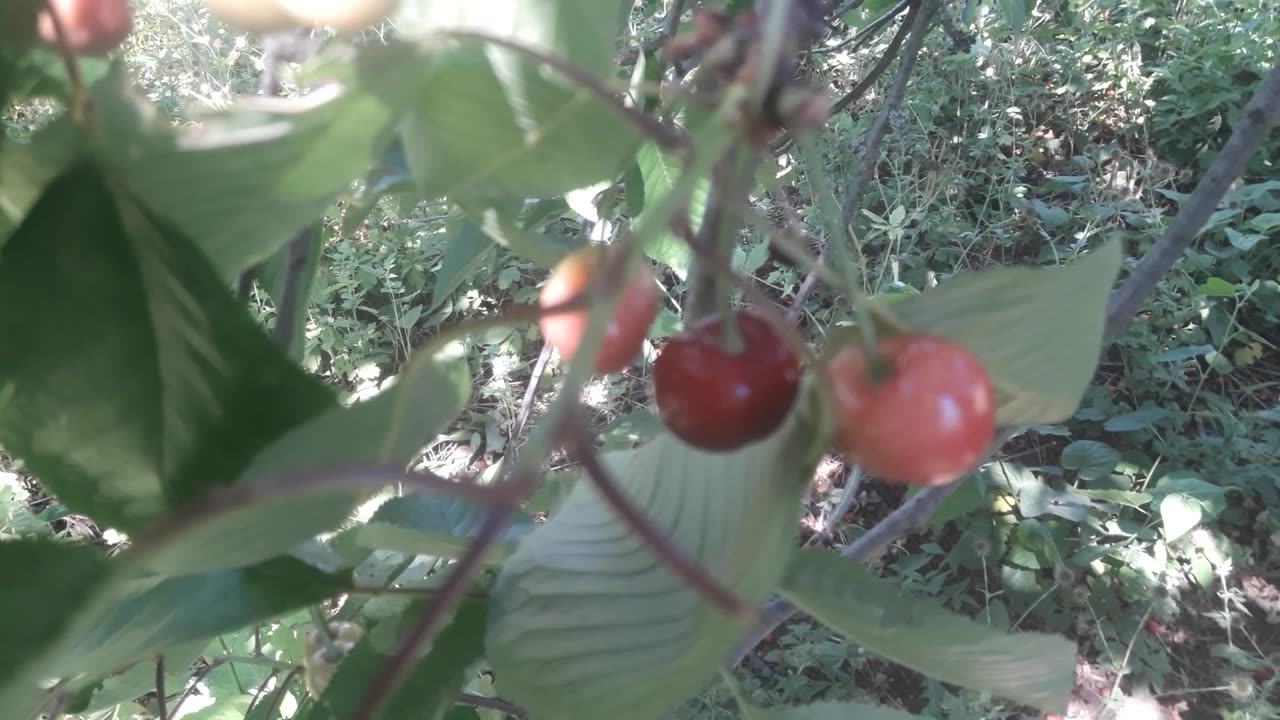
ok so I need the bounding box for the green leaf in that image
[1198,277,1237,297]
[355,493,535,564]
[1151,472,1227,542]
[396,0,643,199]
[302,599,487,720]
[486,381,830,720]
[1103,407,1171,432]
[1248,212,1280,233]
[1031,198,1070,229]
[56,557,351,680]
[780,549,1074,714]
[0,539,110,713]
[459,197,584,268]
[632,141,710,275]
[763,700,927,719]
[1060,440,1121,482]
[0,116,83,245]
[883,241,1122,425]
[433,213,496,309]
[91,63,405,278]
[985,463,1091,522]
[134,336,471,576]
[0,161,336,533]
[997,0,1037,31]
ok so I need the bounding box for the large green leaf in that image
[780,549,1075,714]
[0,161,336,533]
[132,336,472,576]
[882,241,1122,425]
[0,539,110,713]
[394,0,644,199]
[0,115,82,245]
[631,141,711,275]
[58,557,350,678]
[256,225,325,362]
[485,381,830,720]
[356,493,536,564]
[90,63,407,278]
[302,599,488,720]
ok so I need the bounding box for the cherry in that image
[538,247,658,375]
[825,333,995,486]
[203,0,298,33]
[653,310,801,451]
[37,0,132,56]
[275,0,400,31]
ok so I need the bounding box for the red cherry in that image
[653,310,801,451]
[37,0,133,56]
[538,247,658,375]
[825,333,995,485]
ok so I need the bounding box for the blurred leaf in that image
[1224,227,1266,252]
[996,0,1037,31]
[187,695,253,720]
[459,197,583,267]
[1103,407,1171,432]
[1248,212,1280,233]
[0,473,48,539]
[1061,441,1121,482]
[762,700,927,719]
[0,116,83,244]
[0,539,110,714]
[486,381,829,720]
[1151,472,1228,542]
[1031,198,1070,228]
[134,336,471,576]
[1198,277,1236,297]
[1152,344,1213,363]
[882,241,1122,425]
[91,63,406,278]
[0,161,336,533]
[396,1,642,199]
[984,464,1090,521]
[781,549,1074,714]
[599,409,665,450]
[355,493,535,564]
[302,599,487,720]
[632,141,710,276]
[55,557,350,682]
[433,213,496,309]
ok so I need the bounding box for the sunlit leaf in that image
[356,493,535,563]
[882,241,1122,425]
[0,161,336,533]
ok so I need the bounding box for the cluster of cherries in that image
[539,247,996,486]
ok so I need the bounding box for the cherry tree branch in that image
[1104,58,1280,340]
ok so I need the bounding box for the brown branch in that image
[154,656,168,720]
[785,0,929,320]
[562,410,758,623]
[1104,58,1280,339]
[810,0,911,55]
[349,470,539,720]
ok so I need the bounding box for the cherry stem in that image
[854,300,891,383]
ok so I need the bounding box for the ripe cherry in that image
[538,247,658,375]
[825,333,995,485]
[653,310,801,451]
[37,0,132,56]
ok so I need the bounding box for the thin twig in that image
[38,0,88,124]
[510,344,554,446]
[803,466,863,547]
[563,410,759,623]
[349,471,538,720]
[241,669,281,718]
[810,0,911,55]
[261,667,303,720]
[1104,59,1280,339]
[785,0,930,320]
[771,0,917,154]
[458,692,528,719]
[271,227,316,350]
[155,656,168,720]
